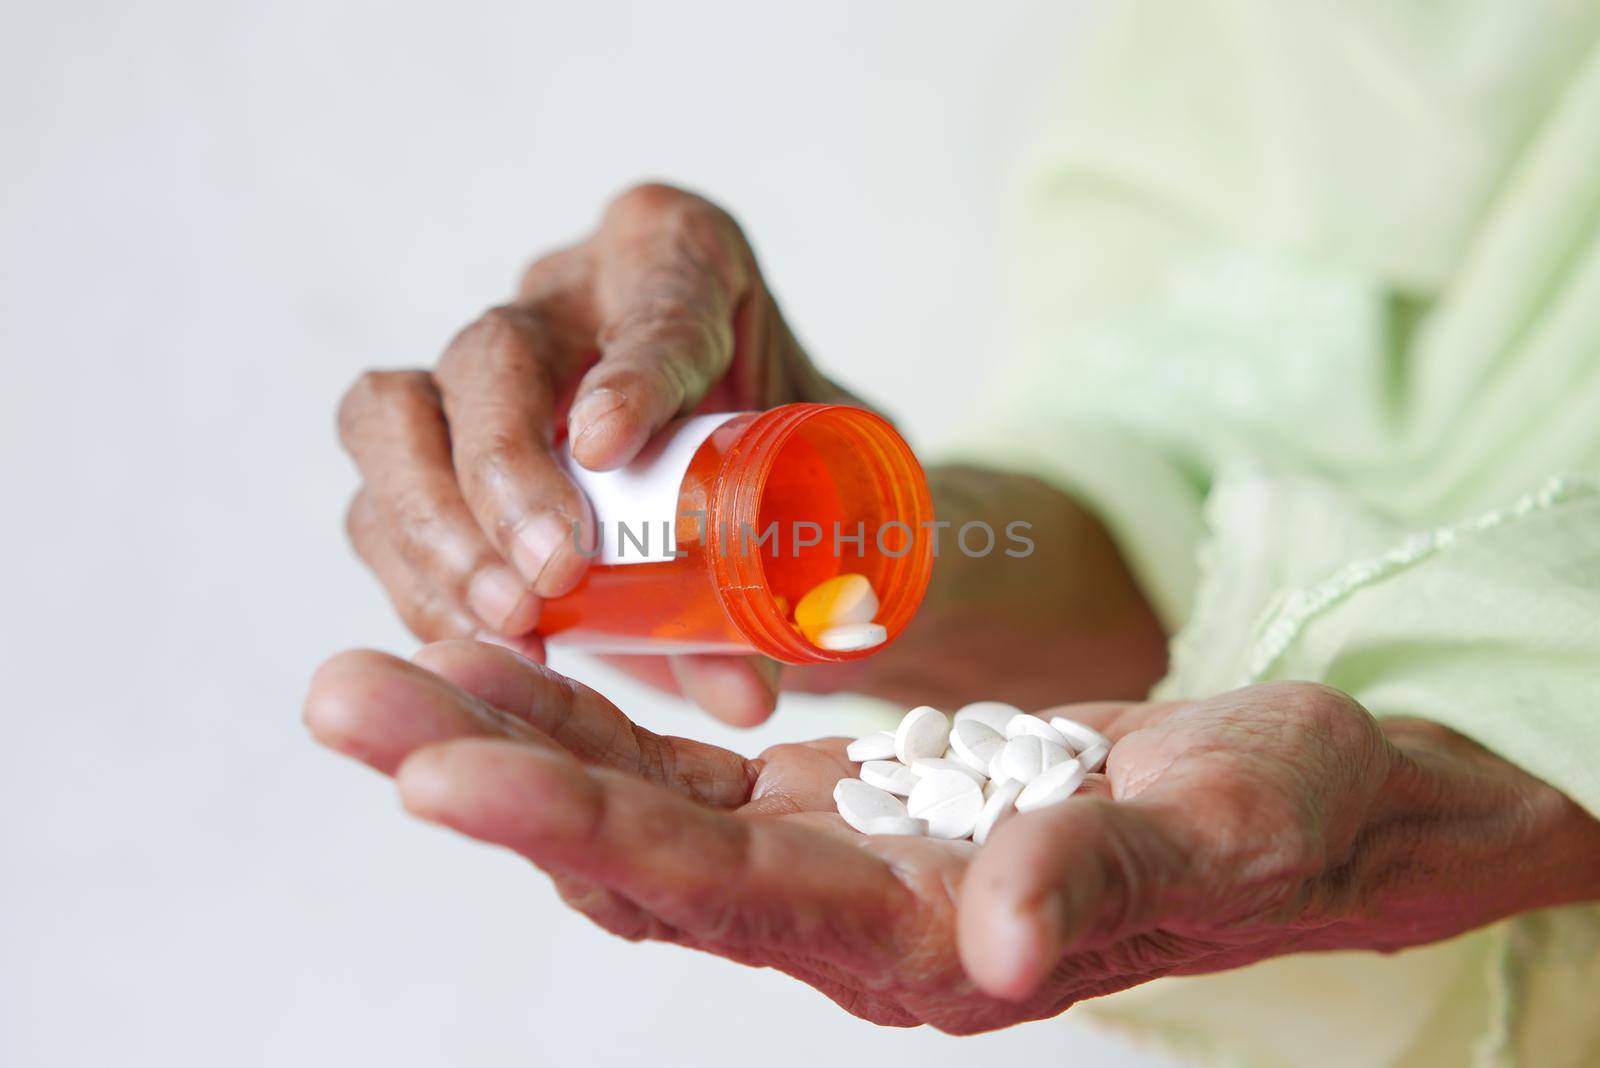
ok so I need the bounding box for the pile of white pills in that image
[832,702,1111,844]
[791,573,886,651]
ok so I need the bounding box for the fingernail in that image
[568,388,627,447]
[466,566,532,632]
[512,511,577,590]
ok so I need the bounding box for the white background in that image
[1,1,1170,1065]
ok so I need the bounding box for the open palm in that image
[305,640,1400,1033]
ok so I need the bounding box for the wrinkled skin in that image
[334,183,860,725]
[333,182,1170,727]
[322,185,1600,1035]
[301,639,1484,1034]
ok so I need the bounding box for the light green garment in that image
[948,2,1600,1064]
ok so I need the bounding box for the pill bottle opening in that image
[707,404,935,665]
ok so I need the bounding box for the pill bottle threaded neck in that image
[705,404,935,665]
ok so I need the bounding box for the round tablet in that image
[973,777,1024,846]
[894,705,951,765]
[814,622,887,651]
[910,756,985,785]
[953,701,1022,735]
[998,735,1071,784]
[1014,759,1087,812]
[1075,740,1110,774]
[948,719,1006,776]
[1005,713,1069,746]
[906,770,984,840]
[1049,716,1110,755]
[845,731,897,762]
[862,815,928,837]
[833,778,907,833]
[859,760,919,797]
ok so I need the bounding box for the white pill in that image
[1005,713,1069,746]
[906,770,985,840]
[954,700,1023,735]
[894,705,951,765]
[1049,716,1110,755]
[1014,758,1087,812]
[1076,740,1110,774]
[948,718,1006,775]
[833,778,908,832]
[998,735,1071,784]
[862,815,928,837]
[814,622,888,651]
[910,757,986,785]
[973,777,1025,846]
[845,731,897,762]
[859,760,920,796]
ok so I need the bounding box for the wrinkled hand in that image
[336,183,859,724]
[304,644,1527,1033]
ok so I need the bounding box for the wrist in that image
[795,464,1167,707]
[1315,718,1600,951]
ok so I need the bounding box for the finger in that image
[412,639,756,808]
[345,490,480,641]
[667,655,780,727]
[957,795,1194,1001]
[396,737,913,963]
[338,370,540,635]
[302,648,549,775]
[592,654,685,697]
[434,306,596,599]
[584,653,780,727]
[567,184,751,470]
[742,738,857,817]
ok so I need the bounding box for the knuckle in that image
[337,369,435,447]
[650,348,699,410]
[463,427,529,487]
[519,245,587,300]
[1266,680,1384,766]
[606,183,742,246]
[398,587,471,641]
[447,304,521,358]
[606,181,694,222]
[600,297,718,350]
[343,491,377,553]
[439,305,551,385]
[386,484,452,547]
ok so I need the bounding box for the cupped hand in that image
[304,641,1468,1033]
[335,183,859,724]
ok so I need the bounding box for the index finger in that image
[396,736,915,967]
[434,303,597,599]
[566,184,753,470]
[412,639,757,808]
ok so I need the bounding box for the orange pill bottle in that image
[538,403,935,664]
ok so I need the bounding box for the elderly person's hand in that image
[333,182,1169,727]
[303,642,1600,1033]
[335,183,861,724]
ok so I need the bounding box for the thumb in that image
[956,794,1193,1000]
